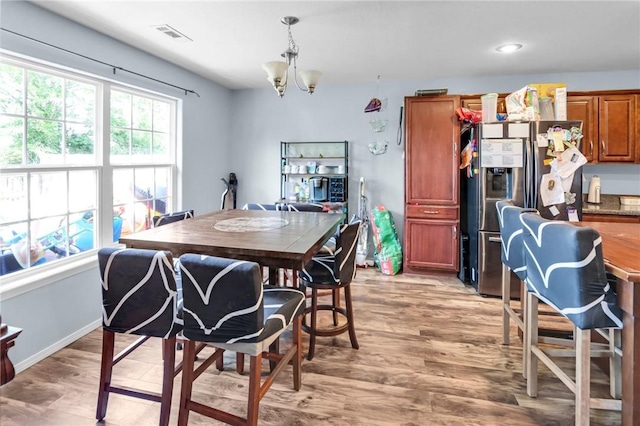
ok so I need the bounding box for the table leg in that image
[618,279,639,426]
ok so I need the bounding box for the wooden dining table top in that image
[119,209,344,270]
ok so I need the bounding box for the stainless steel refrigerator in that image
[462,120,583,296]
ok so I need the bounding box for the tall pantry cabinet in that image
[404,96,460,275]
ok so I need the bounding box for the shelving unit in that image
[280,141,349,215]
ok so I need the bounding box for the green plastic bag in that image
[370,205,402,275]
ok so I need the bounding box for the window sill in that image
[0,251,99,301]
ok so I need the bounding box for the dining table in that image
[119,208,344,287]
[578,221,640,426]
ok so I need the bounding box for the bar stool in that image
[96,248,183,426]
[177,254,305,426]
[298,220,361,360]
[520,213,623,425]
[152,209,194,227]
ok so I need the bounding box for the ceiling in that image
[28,0,640,91]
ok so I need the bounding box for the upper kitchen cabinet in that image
[567,91,638,163]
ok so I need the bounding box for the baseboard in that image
[14,318,102,374]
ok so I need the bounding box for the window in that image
[0,55,177,279]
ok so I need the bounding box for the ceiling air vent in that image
[152,24,193,42]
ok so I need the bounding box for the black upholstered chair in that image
[152,209,194,227]
[285,202,325,212]
[520,213,623,424]
[241,203,278,211]
[96,248,183,426]
[177,254,305,426]
[0,251,23,276]
[298,220,361,360]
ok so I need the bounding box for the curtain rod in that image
[1,27,201,97]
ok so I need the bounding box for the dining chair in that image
[298,220,361,360]
[241,203,278,210]
[284,202,325,212]
[177,254,305,426]
[520,213,623,425]
[96,247,183,426]
[152,209,194,227]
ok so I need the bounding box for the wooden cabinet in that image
[567,93,638,163]
[404,96,460,274]
[566,96,598,162]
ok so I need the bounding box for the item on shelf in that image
[414,88,448,96]
[317,165,329,174]
[307,161,317,173]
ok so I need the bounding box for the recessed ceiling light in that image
[496,43,523,53]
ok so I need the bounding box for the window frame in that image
[0,52,179,300]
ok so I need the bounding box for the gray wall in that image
[0,0,231,368]
[1,0,639,369]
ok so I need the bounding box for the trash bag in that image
[370,205,402,275]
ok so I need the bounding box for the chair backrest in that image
[0,251,23,276]
[285,203,325,212]
[153,210,194,227]
[334,220,362,283]
[97,248,182,337]
[495,200,537,280]
[241,203,278,211]
[520,213,623,330]
[178,254,264,343]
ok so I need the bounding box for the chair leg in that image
[269,339,280,371]
[159,338,176,426]
[332,288,340,326]
[501,264,511,345]
[609,329,622,398]
[344,283,359,350]
[237,353,245,374]
[526,292,538,397]
[521,282,528,380]
[177,341,196,426]
[575,328,591,426]
[307,287,319,361]
[247,353,262,426]
[96,329,115,421]
[292,315,302,391]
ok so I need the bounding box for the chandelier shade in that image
[262,16,322,98]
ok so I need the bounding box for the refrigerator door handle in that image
[488,236,501,243]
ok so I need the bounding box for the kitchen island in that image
[582,194,640,223]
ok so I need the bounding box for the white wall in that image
[0,0,231,368]
[230,71,640,242]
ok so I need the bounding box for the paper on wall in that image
[540,173,565,206]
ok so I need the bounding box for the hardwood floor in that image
[0,269,621,425]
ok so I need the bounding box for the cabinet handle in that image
[601,140,606,155]
[423,210,439,214]
[453,225,457,235]
[589,140,593,156]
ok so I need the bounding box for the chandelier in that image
[262,16,322,98]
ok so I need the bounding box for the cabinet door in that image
[567,96,598,163]
[404,219,458,271]
[405,96,459,205]
[598,95,636,162]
